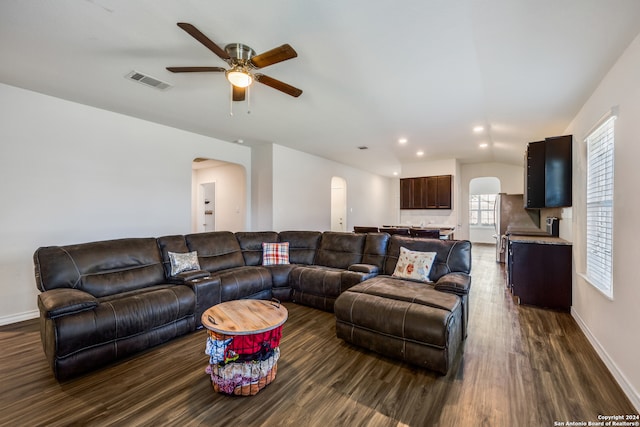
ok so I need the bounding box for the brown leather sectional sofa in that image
[33,231,471,380]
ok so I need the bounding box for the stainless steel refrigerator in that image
[493,193,540,262]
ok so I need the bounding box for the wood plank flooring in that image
[0,244,636,426]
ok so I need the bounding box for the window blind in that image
[585,116,615,297]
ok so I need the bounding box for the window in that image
[469,194,496,226]
[585,115,616,298]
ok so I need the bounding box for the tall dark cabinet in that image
[524,135,572,208]
[525,140,545,208]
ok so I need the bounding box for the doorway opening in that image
[468,177,500,244]
[192,158,246,233]
[331,176,347,232]
[200,182,216,232]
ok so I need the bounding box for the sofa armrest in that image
[434,272,471,296]
[38,288,98,319]
[181,276,221,328]
[348,264,379,274]
[167,269,210,284]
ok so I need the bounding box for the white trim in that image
[582,105,619,141]
[572,308,640,412]
[0,309,39,326]
[584,113,616,299]
[578,272,614,301]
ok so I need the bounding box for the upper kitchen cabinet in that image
[400,177,422,209]
[400,175,452,209]
[426,175,452,209]
[524,135,572,208]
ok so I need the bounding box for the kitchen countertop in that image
[508,235,572,245]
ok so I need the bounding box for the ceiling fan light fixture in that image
[226,67,252,88]
[168,24,302,99]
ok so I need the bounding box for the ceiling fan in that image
[167,23,302,102]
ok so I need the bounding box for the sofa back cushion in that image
[278,231,321,265]
[157,235,192,277]
[235,231,280,266]
[315,232,366,269]
[384,236,471,281]
[185,231,245,273]
[361,233,390,269]
[33,238,166,297]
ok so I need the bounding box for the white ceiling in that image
[2,1,640,176]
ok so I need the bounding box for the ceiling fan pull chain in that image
[229,84,234,116]
[247,86,251,115]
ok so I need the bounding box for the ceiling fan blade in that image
[166,66,226,73]
[232,85,246,101]
[176,22,230,61]
[254,74,303,97]
[250,44,298,68]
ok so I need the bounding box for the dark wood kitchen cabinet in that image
[524,135,572,208]
[429,175,452,209]
[508,238,572,311]
[400,178,412,209]
[400,177,426,209]
[525,140,545,208]
[400,175,452,209]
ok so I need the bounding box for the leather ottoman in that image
[334,276,463,374]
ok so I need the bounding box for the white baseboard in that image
[0,310,39,326]
[572,308,640,412]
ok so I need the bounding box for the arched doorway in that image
[331,176,347,232]
[468,177,500,244]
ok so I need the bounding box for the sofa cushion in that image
[278,231,321,265]
[384,236,471,281]
[235,231,279,266]
[208,266,273,302]
[290,265,376,312]
[185,231,245,273]
[361,233,390,269]
[157,235,191,278]
[34,238,166,297]
[265,264,295,287]
[315,232,366,269]
[55,284,195,358]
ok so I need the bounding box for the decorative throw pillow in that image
[168,251,201,276]
[262,242,290,265]
[392,246,436,283]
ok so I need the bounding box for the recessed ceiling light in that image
[235,139,244,144]
[358,146,369,150]
[473,126,484,133]
[393,171,399,176]
[398,138,408,144]
[479,143,489,148]
[416,150,424,156]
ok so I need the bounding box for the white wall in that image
[192,163,246,232]
[0,83,251,324]
[565,33,640,410]
[250,143,274,231]
[271,144,395,231]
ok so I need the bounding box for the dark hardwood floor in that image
[0,244,636,426]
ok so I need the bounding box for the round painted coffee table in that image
[201,299,288,396]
